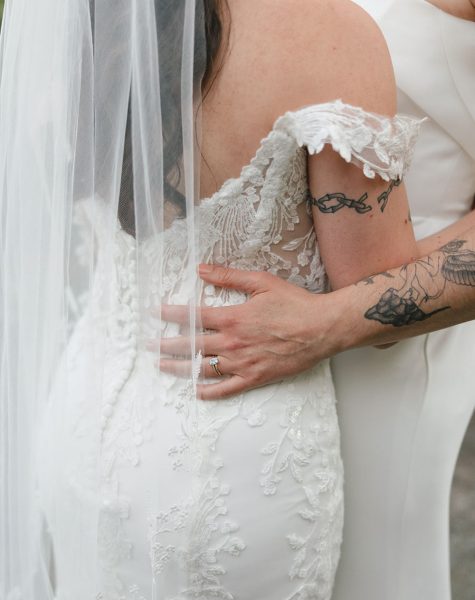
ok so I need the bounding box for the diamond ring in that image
[209,356,223,377]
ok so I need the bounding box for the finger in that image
[200,305,239,331]
[153,304,207,326]
[159,356,231,379]
[156,304,230,331]
[198,264,272,295]
[196,376,248,400]
[152,304,190,324]
[150,333,227,357]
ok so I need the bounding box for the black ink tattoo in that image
[364,288,449,327]
[309,178,402,215]
[377,178,401,213]
[364,239,475,327]
[361,271,395,286]
[440,240,475,286]
[309,192,372,214]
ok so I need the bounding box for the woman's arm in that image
[417,208,475,257]
[289,0,418,290]
[308,152,417,290]
[426,0,475,22]
[187,227,475,399]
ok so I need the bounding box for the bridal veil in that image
[0,1,206,597]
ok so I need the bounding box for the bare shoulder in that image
[231,0,397,118]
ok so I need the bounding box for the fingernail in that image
[199,264,213,275]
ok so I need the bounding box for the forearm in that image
[324,230,475,353]
[417,208,475,257]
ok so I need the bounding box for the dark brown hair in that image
[202,0,228,92]
[118,0,228,235]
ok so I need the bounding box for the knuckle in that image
[229,305,244,325]
[259,270,276,288]
[240,355,256,371]
[219,267,235,287]
[218,312,238,330]
[249,362,268,384]
[216,313,231,329]
[223,336,243,353]
[259,270,272,284]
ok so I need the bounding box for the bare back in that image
[200,0,396,200]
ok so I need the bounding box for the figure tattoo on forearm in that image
[363,239,475,327]
[309,178,401,215]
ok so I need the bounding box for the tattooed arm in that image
[340,233,475,347]
[308,147,417,289]
[416,206,475,257]
[360,208,475,334]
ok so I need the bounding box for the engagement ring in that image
[209,356,223,377]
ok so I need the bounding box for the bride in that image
[0,1,422,598]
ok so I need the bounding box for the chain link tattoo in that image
[309,191,371,214]
[309,179,401,215]
[377,178,401,213]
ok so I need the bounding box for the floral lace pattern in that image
[41,101,421,600]
[281,100,423,181]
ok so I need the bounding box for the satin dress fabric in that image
[332,2,475,600]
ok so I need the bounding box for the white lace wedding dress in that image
[38,101,419,600]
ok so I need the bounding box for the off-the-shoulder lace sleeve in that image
[276,99,424,181]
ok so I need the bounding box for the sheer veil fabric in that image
[0,0,205,597]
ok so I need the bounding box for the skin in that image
[154,0,475,399]
[426,0,475,21]
[200,0,400,201]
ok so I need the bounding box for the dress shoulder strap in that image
[275,99,424,181]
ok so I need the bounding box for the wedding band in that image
[209,356,223,377]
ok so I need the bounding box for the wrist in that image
[308,282,400,359]
[329,285,370,353]
[307,286,361,360]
